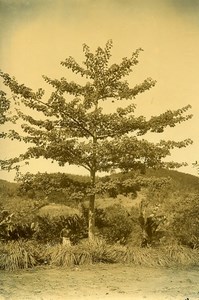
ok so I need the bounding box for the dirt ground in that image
[0,264,198,300]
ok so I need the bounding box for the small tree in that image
[0,41,192,239]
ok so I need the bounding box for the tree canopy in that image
[0,40,193,238]
[0,90,10,133]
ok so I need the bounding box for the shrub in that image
[97,204,133,244]
[124,245,199,267]
[0,197,47,242]
[3,223,37,241]
[34,214,88,244]
[172,194,199,249]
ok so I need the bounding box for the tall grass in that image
[0,241,36,271]
[124,245,199,267]
[47,238,199,268]
[162,244,199,266]
[48,244,92,266]
[0,239,198,270]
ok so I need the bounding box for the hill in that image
[0,179,19,198]
[145,168,199,191]
[108,168,199,193]
[0,168,199,202]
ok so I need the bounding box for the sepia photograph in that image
[0,0,199,299]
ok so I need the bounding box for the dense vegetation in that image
[0,168,198,270]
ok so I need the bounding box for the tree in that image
[0,89,19,170]
[0,90,11,133]
[16,172,90,204]
[0,40,193,239]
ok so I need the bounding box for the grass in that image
[46,238,199,268]
[0,241,36,271]
[163,244,199,266]
[124,245,199,267]
[0,239,198,271]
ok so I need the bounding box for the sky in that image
[0,0,199,181]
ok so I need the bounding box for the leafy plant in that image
[0,197,46,242]
[0,239,198,270]
[86,204,133,245]
[34,213,88,244]
[172,193,199,248]
[21,240,50,265]
[99,204,133,244]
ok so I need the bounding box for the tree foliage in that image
[16,172,90,204]
[0,90,10,127]
[0,40,193,238]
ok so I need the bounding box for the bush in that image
[0,197,47,242]
[46,244,79,267]
[172,194,199,249]
[96,204,133,244]
[34,214,88,244]
[2,222,37,241]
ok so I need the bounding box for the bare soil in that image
[0,264,198,300]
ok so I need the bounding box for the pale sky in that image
[0,0,199,181]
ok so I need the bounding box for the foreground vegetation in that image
[0,238,198,271]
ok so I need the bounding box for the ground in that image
[0,264,198,300]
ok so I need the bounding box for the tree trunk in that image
[88,103,98,240]
[88,193,95,240]
[88,169,96,240]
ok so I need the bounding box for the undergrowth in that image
[0,241,36,271]
[47,239,199,268]
[0,239,198,271]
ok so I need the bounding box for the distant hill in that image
[145,168,199,192]
[108,168,199,193]
[0,168,199,204]
[0,179,19,197]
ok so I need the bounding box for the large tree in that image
[0,91,10,129]
[0,40,192,239]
